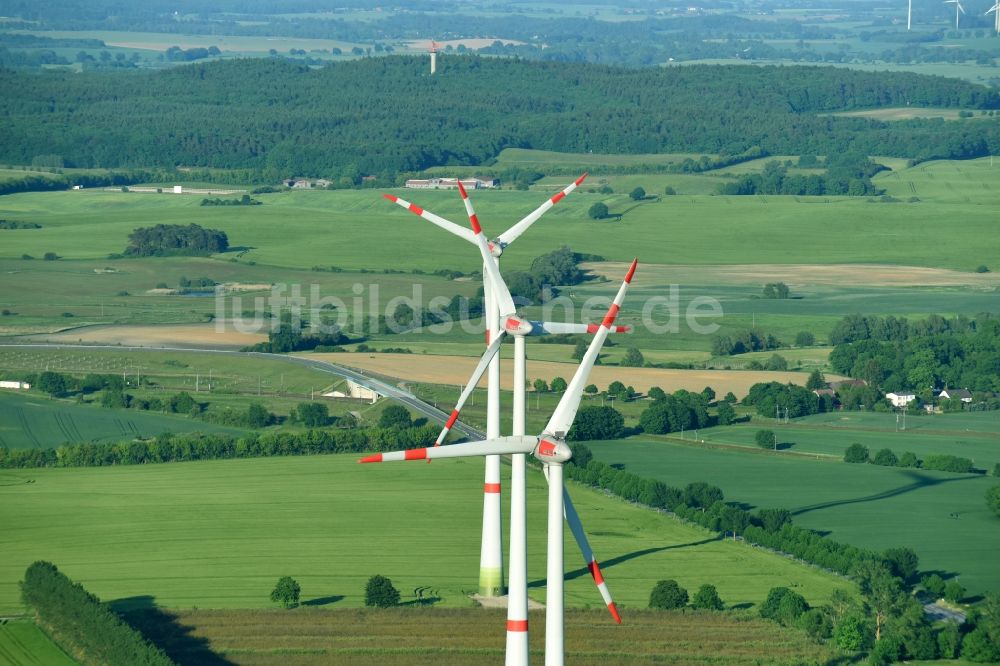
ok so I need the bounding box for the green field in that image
[0,620,76,666]
[691,411,1000,469]
[0,157,997,273]
[588,431,1000,596]
[0,454,852,617]
[0,391,248,450]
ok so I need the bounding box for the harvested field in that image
[138,607,838,665]
[26,322,265,348]
[308,353,832,398]
[584,262,1000,289]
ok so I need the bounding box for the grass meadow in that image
[0,391,247,450]
[0,157,997,273]
[0,454,853,617]
[0,619,76,666]
[588,428,1000,596]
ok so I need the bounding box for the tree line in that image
[828,314,1000,394]
[1,57,998,178]
[0,425,438,469]
[21,561,174,665]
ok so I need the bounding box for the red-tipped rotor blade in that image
[360,436,538,463]
[563,487,621,623]
[543,259,637,437]
[435,332,506,447]
[528,321,630,336]
[457,181,518,317]
[496,173,588,247]
[383,193,477,244]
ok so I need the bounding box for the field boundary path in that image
[0,344,484,442]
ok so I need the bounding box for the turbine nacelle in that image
[535,437,572,464]
[504,316,534,336]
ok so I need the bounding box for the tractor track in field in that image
[726,420,999,440]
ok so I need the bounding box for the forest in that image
[0,56,998,178]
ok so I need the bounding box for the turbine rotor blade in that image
[543,259,637,437]
[360,436,538,463]
[563,487,622,623]
[457,181,518,317]
[435,332,507,446]
[496,173,588,247]
[383,193,477,244]
[528,321,630,336]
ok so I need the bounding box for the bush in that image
[760,587,808,625]
[921,573,946,598]
[378,404,412,429]
[834,614,872,651]
[755,429,775,449]
[649,579,688,609]
[944,580,965,603]
[923,454,973,473]
[629,186,646,200]
[588,202,608,219]
[663,186,676,195]
[975,264,990,273]
[621,347,644,367]
[795,331,816,346]
[365,574,400,607]
[270,576,301,608]
[844,443,869,463]
[43,251,60,261]
[690,584,724,610]
[872,448,898,467]
[796,608,833,641]
[899,451,919,468]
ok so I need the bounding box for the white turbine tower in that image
[361,259,636,666]
[908,0,913,29]
[384,174,588,601]
[945,0,965,28]
[429,40,439,75]
[987,1,1000,34]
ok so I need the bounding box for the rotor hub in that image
[534,437,572,464]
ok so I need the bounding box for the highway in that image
[0,343,485,441]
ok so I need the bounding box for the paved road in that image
[0,343,485,441]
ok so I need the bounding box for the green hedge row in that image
[21,561,173,665]
[0,425,438,469]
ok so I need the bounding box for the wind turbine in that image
[361,258,636,666]
[383,174,588,600]
[908,0,913,29]
[945,0,964,28]
[987,1,1000,34]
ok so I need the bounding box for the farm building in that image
[939,388,973,403]
[404,177,499,190]
[886,391,917,407]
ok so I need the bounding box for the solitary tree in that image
[550,377,568,392]
[584,383,598,395]
[621,347,644,367]
[988,485,1000,518]
[533,378,549,393]
[756,429,776,449]
[805,369,825,390]
[588,202,608,220]
[691,584,724,610]
[378,404,411,428]
[649,579,688,609]
[796,331,817,347]
[844,443,870,463]
[717,401,736,425]
[270,576,301,608]
[365,574,400,607]
[630,186,646,201]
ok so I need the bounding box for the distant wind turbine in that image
[908,0,913,30]
[944,0,965,29]
[987,1,1000,35]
